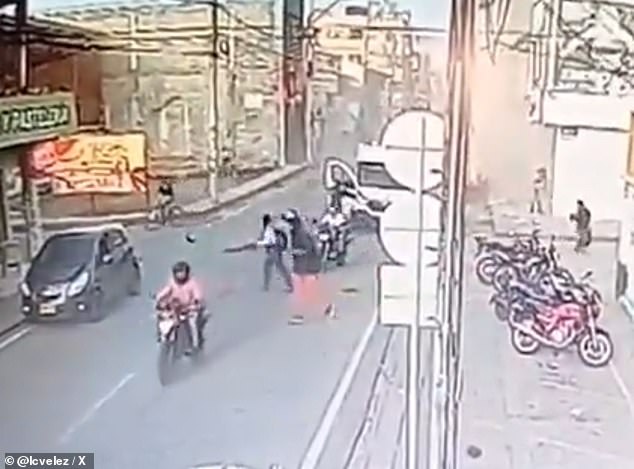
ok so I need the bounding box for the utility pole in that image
[228,3,237,163]
[304,0,315,165]
[207,2,219,201]
[402,30,414,108]
[436,0,475,467]
[16,0,42,259]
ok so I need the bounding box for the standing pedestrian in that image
[569,199,592,253]
[529,167,547,215]
[257,213,293,292]
[282,209,335,324]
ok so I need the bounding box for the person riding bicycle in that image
[157,179,175,221]
[155,261,206,354]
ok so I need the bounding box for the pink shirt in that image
[157,278,203,307]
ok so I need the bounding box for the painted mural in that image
[28,133,148,194]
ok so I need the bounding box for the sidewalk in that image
[11,164,308,231]
[0,271,22,336]
[470,200,620,242]
[344,329,406,468]
[0,163,309,336]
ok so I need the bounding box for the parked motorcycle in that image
[474,230,541,285]
[502,270,613,367]
[490,234,575,293]
[475,231,575,290]
[156,299,207,385]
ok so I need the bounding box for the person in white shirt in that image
[320,205,347,228]
[257,213,293,292]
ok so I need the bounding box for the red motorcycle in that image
[507,270,613,367]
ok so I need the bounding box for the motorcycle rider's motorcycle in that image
[493,270,613,367]
[315,212,351,270]
[156,298,208,385]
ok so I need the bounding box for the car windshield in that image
[33,233,95,271]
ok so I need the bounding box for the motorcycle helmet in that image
[281,208,299,223]
[172,260,191,285]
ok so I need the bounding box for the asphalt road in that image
[0,164,387,469]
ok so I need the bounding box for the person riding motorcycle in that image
[319,205,350,261]
[321,205,347,228]
[327,179,357,215]
[156,179,175,221]
[155,261,206,353]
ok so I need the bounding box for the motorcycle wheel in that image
[158,341,174,386]
[577,328,613,368]
[510,327,540,355]
[492,264,519,292]
[475,256,498,285]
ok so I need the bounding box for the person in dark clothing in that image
[569,200,592,253]
[282,209,334,323]
[157,179,175,221]
[257,213,293,292]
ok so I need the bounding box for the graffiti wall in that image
[29,133,147,194]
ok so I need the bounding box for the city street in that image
[459,239,634,469]
[0,165,386,469]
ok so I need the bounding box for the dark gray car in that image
[20,224,142,322]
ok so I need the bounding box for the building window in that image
[348,54,362,63]
[349,28,363,39]
[357,162,410,191]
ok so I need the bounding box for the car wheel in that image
[128,264,142,296]
[85,289,106,323]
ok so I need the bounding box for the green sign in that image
[0,92,78,149]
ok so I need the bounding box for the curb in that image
[32,164,309,230]
[0,293,24,339]
[618,295,634,322]
[0,164,309,336]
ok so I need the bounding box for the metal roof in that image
[0,12,110,40]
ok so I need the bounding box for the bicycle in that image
[145,201,185,230]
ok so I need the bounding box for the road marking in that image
[59,372,135,444]
[0,326,32,351]
[609,362,634,421]
[298,309,377,469]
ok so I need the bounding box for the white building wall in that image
[552,127,628,220]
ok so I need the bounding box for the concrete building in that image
[311,2,412,82]
[40,1,281,187]
[525,0,634,310]
[526,0,634,220]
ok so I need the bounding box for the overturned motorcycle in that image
[492,271,614,367]
[156,301,209,385]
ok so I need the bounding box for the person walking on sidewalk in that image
[529,167,547,215]
[570,199,592,253]
[258,213,293,292]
